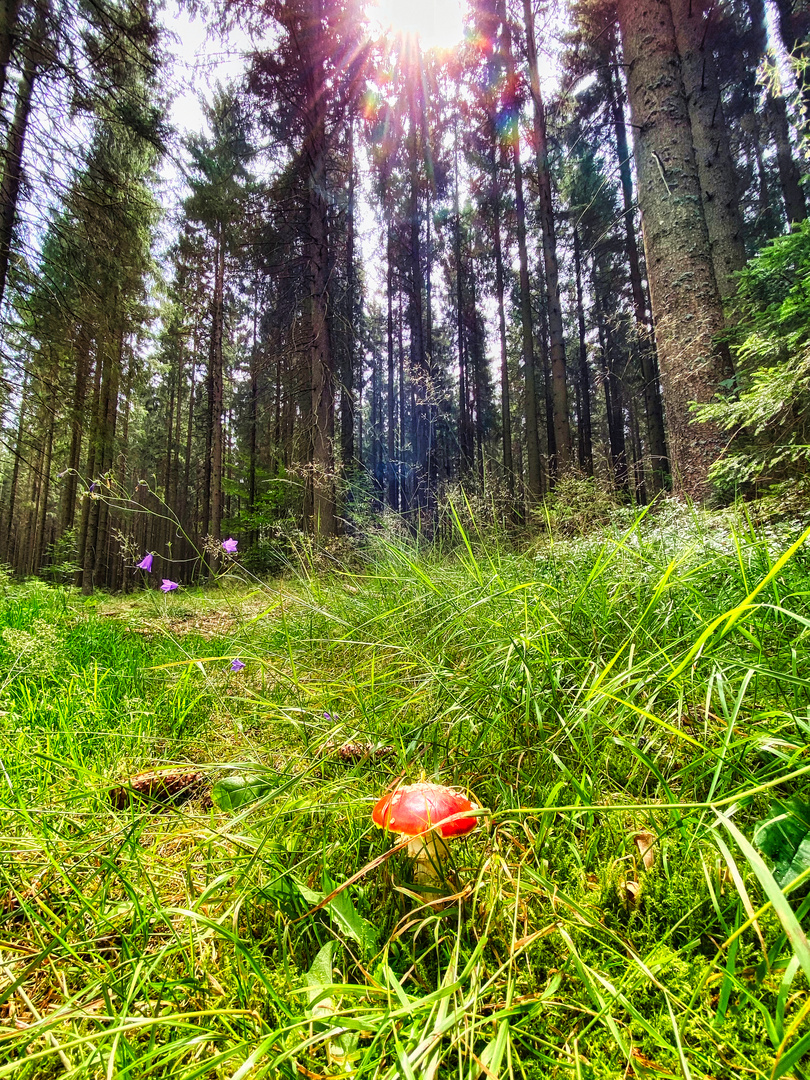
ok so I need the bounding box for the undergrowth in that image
[1,500,809,1078]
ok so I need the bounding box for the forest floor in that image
[2,497,810,1079]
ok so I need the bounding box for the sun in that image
[369,0,464,51]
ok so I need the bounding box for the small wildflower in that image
[89,482,98,492]
[136,553,153,572]
[230,658,245,672]
[222,537,238,554]
[160,579,179,592]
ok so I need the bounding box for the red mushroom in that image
[372,782,479,886]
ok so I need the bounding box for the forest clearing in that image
[2,500,810,1077]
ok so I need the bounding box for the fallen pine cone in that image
[317,741,396,762]
[109,769,210,810]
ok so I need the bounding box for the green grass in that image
[1,500,810,1078]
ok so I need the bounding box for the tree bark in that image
[670,0,748,300]
[454,123,471,473]
[340,118,355,474]
[407,81,428,512]
[210,223,225,542]
[500,0,541,500]
[248,290,258,548]
[60,332,89,534]
[772,0,810,128]
[0,0,22,110]
[522,0,571,475]
[303,4,335,537]
[491,135,514,500]
[572,226,593,476]
[616,0,733,500]
[2,369,27,562]
[767,93,807,225]
[608,61,669,491]
[0,0,47,313]
[386,224,397,509]
[748,0,806,224]
[595,284,628,491]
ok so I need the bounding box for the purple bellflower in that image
[222,537,238,554]
[136,553,153,572]
[230,658,245,672]
[160,579,179,592]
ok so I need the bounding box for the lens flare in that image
[369,0,463,51]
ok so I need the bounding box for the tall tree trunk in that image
[306,58,335,537]
[772,0,810,129]
[0,0,46,313]
[454,121,471,473]
[748,0,806,224]
[248,293,258,549]
[1,369,27,561]
[0,0,22,109]
[181,359,195,539]
[608,61,669,491]
[536,285,556,487]
[616,0,733,500]
[628,394,648,505]
[468,270,485,484]
[572,226,593,476]
[386,224,397,509]
[767,94,807,224]
[398,289,406,498]
[89,322,122,590]
[500,0,541,500]
[171,336,184,517]
[60,332,89,534]
[425,187,435,493]
[407,91,428,511]
[595,286,628,491]
[522,0,571,474]
[670,0,748,300]
[492,136,514,501]
[210,223,225,542]
[33,378,55,573]
[75,355,101,587]
[340,118,355,474]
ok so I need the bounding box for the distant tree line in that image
[0,0,807,589]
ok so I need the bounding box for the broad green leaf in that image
[716,812,810,985]
[211,774,275,811]
[753,798,810,888]
[305,940,359,1065]
[323,871,378,953]
[305,940,335,1016]
[293,875,378,953]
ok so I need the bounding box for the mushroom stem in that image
[401,831,451,885]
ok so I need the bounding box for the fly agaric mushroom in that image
[372,782,478,886]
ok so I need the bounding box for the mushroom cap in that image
[372,782,478,839]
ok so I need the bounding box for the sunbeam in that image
[369,0,464,50]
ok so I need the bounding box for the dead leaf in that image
[630,1046,676,1076]
[634,831,656,870]
[619,878,641,906]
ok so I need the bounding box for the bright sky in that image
[369,0,464,51]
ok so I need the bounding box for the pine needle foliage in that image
[698,220,810,491]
